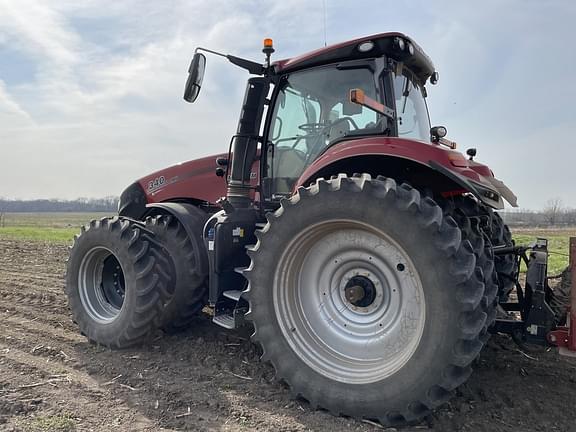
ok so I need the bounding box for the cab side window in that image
[393,72,430,141]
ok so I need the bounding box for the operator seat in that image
[327,120,350,142]
[273,147,308,194]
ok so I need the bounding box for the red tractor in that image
[65,33,573,426]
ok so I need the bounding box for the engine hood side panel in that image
[138,154,227,206]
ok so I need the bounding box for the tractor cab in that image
[184,33,450,209]
[265,58,431,196]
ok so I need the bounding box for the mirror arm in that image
[196,47,264,75]
[226,55,265,75]
[195,47,227,58]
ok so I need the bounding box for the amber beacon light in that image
[263,38,275,66]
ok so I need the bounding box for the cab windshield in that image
[268,65,384,194]
[393,69,430,142]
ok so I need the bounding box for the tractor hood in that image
[118,154,228,219]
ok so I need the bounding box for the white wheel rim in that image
[273,220,426,384]
[78,246,125,323]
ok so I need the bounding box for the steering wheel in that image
[298,123,327,133]
[330,116,360,131]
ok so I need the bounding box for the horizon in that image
[1,196,575,213]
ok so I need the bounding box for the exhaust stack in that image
[226,77,269,208]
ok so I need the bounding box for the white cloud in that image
[0,0,80,68]
[0,0,322,199]
[0,0,574,208]
[0,80,34,127]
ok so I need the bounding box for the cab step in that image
[223,290,243,301]
[212,313,235,329]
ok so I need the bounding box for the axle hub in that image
[344,276,377,307]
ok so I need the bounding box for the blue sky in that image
[0,0,574,209]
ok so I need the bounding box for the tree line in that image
[501,198,576,227]
[0,196,574,227]
[0,197,119,213]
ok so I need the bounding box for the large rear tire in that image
[490,212,516,301]
[443,196,499,331]
[245,175,490,426]
[65,217,173,348]
[550,267,572,325]
[145,213,209,333]
[445,196,515,302]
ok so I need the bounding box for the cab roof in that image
[272,32,436,84]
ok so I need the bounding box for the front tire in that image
[66,217,173,348]
[145,213,209,332]
[245,175,489,425]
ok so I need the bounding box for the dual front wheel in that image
[66,218,174,348]
[66,211,208,348]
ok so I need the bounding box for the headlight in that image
[394,37,405,51]
[406,42,415,56]
[357,41,375,53]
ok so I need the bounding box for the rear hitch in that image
[492,237,574,353]
[547,237,576,357]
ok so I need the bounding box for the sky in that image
[0,0,574,210]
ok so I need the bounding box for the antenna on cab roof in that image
[322,0,327,47]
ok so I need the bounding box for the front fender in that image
[428,161,517,209]
[296,137,518,209]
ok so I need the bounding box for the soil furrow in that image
[0,343,101,392]
[1,314,84,345]
[0,307,75,333]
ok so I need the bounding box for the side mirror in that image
[183,53,206,103]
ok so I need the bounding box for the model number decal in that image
[147,176,166,192]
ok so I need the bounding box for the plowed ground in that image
[1,237,576,432]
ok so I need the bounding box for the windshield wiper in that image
[401,76,410,114]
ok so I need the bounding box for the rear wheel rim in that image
[78,247,125,323]
[273,220,425,384]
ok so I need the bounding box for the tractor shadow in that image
[77,316,576,432]
[74,313,381,431]
[74,314,576,432]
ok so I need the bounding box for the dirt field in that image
[1,236,576,431]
